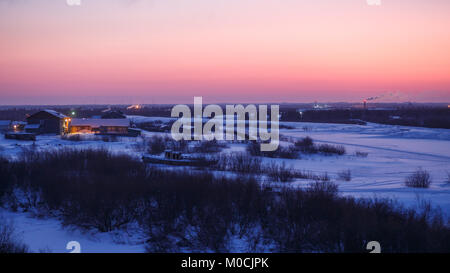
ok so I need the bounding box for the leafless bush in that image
[316,172,331,182]
[0,156,13,203]
[294,137,316,153]
[168,138,190,153]
[337,169,352,181]
[318,144,346,156]
[276,146,299,159]
[307,181,339,198]
[10,148,147,232]
[405,168,432,188]
[355,151,369,157]
[144,134,190,154]
[147,135,168,155]
[2,148,450,252]
[0,218,28,253]
[18,145,40,163]
[294,137,345,156]
[266,161,295,182]
[291,170,330,182]
[214,152,262,173]
[133,136,147,152]
[247,142,298,159]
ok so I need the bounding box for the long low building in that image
[69,118,130,135]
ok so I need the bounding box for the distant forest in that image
[281,107,450,129]
[0,104,449,129]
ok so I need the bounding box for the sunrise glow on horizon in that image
[1,0,449,105]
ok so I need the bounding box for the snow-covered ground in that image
[278,122,450,214]
[1,118,449,252]
[0,209,146,253]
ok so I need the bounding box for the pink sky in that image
[0,0,449,104]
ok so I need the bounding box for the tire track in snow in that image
[286,134,450,161]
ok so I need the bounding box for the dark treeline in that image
[1,148,449,252]
[1,104,448,129]
[0,105,173,121]
[281,107,450,129]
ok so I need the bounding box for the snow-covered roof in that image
[0,120,11,126]
[25,124,41,129]
[11,121,27,125]
[70,118,130,128]
[43,109,67,119]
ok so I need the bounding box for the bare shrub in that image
[214,152,327,183]
[291,169,313,180]
[317,172,331,182]
[318,144,346,156]
[140,169,263,252]
[294,137,316,153]
[169,138,190,153]
[405,168,432,188]
[10,148,147,232]
[147,135,167,155]
[247,142,298,159]
[18,145,40,163]
[0,156,13,203]
[276,146,299,159]
[337,169,352,181]
[294,137,345,156]
[266,161,295,182]
[144,134,190,154]
[292,170,330,182]
[214,152,262,173]
[3,147,450,253]
[355,151,369,158]
[307,181,339,198]
[0,218,28,253]
[133,136,147,152]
